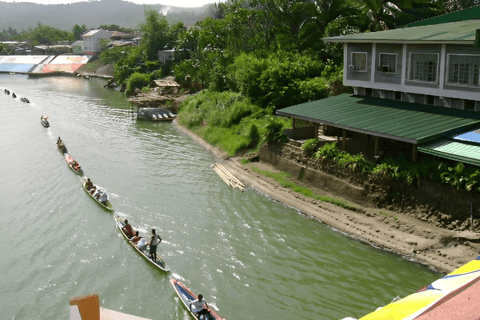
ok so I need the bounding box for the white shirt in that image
[190,299,207,313]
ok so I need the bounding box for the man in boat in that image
[190,294,210,319]
[98,191,108,206]
[90,186,97,195]
[85,178,94,191]
[129,231,142,244]
[130,231,147,251]
[72,161,81,172]
[123,220,134,238]
[57,137,67,153]
[149,229,162,262]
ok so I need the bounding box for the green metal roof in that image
[418,139,480,166]
[403,6,480,28]
[324,20,480,44]
[276,94,480,144]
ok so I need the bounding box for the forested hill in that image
[0,0,212,31]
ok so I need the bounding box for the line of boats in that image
[41,114,226,320]
[4,88,30,103]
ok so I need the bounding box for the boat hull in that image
[170,279,225,320]
[81,178,114,211]
[114,214,169,272]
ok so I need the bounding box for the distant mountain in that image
[0,0,213,31]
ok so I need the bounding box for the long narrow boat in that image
[170,279,226,320]
[114,214,169,272]
[41,117,50,128]
[64,153,83,175]
[81,177,114,211]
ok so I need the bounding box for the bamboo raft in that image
[211,163,245,192]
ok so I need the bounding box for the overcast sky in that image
[1,0,216,7]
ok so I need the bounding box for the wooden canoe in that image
[170,279,226,320]
[114,214,169,272]
[64,153,83,176]
[81,177,114,211]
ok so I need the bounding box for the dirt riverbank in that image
[174,121,480,274]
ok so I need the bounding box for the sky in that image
[0,0,217,7]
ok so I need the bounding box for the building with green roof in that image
[276,9,480,166]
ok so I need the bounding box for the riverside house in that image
[277,8,480,167]
[82,29,113,54]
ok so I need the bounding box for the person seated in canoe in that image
[123,220,134,238]
[137,238,148,252]
[57,137,67,153]
[4,89,9,94]
[90,186,97,195]
[85,178,94,191]
[129,231,142,244]
[149,229,162,262]
[190,294,210,319]
[12,92,16,98]
[72,161,81,172]
[98,191,108,206]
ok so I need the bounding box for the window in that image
[351,52,367,72]
[379,53,396,73]
[394,91,402,100]
[426,95,435,105]
[465,100,475,111]
[409,53,439,83]
[447,54,480,87]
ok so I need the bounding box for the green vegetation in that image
[310,142,480,192]
[178,90,290,156]
[251,166,358,211]
[13,23,73,45]
[126,72,153,95]
[379,212,398,220]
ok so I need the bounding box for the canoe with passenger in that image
[114,214,169,272]
[170,279,226,320]
[64,153,83,175]
[82,177,114,211]
[41,116,50,128]
[56,137,68,154]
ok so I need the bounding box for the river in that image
[0,74,440,320]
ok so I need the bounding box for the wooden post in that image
[342,129,346,151]
[292,118,296,129]
[314,123,318,139]
[374,136,379,156]
[412,144,417,163]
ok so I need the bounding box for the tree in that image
[140,9,170,61]
[13,23,73,45]
[72,24,87,41]
[354,0,432,31]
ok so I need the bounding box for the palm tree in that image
[356,0,414,31]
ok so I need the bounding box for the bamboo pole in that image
[211,163,245,192]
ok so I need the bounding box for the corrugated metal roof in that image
[418,139,480,166]
[403,6,480,28]
[324,20,480,44]
[276,94,480,144]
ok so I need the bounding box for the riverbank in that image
[175,120,480,274]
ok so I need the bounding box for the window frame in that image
[350,52,368,72]
[408,52,439,84]
[446,53,480,88]
[378,53,397,74]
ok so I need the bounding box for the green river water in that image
[0,74,440,320]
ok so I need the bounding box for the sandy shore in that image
[175,121,480,274]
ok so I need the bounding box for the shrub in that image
[302,139,320,157]
[126,72,152,96]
